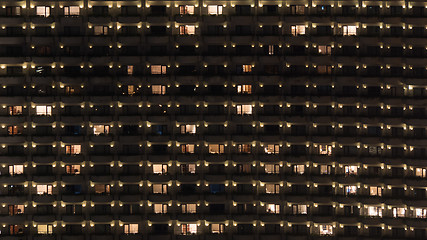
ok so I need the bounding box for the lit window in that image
[94,26,108,35]
[124,224,138,234]
[9,224,23,235]
[181,164,196,174]
[293,164,305,174]
[265,164,280,174]
[7,126,22,136]
[208,5,223,15]
[392,207,405,218]
[64,6,80,16]
[152,85,166,95]
[181,144,195,154]
[415,167,427,178]
[265,184,280,194]
[237,144,251,153]
[368,146,382,155]
[153,204,167,214]
[237,84,252,94]
[37,224,53,234]
[415,208,427,218]
[153,184,167,194]
[292,204,307,214]
[291,25,306,35]
[291,5,305,15]
[264,144,279,154]
[93,125,110,135]
[317,65,332,74]
[9,205,24,215]
[65,145,81,155]
[36,6,50,17]
[180,124,196,134]
[36,105,52,116]
[65,86,76,95]
[181,224,197,235]
[65,165,81,175]
[151,65,167,75]
[94,184,110,194]
[268,45,275,55]
[8,106,22,116]
[345,185,357,195]
[319,224,333,235]
[320,165,332,174]
[318,45,331,55]
[242,65,252,73]
[37,184,53,195]
[125,85,136,95]
[9,165,23,176]
[153,164,167,174]
[179,5,194,15]
[211,224,225,234]
[236,104,252,115]
[209,144,225,154]
[369,186,382,196]
[343,25,357,36]
[367,206,382,217]
[6,7,21,16]
[344,165,358,176]
[266,204,280,214]
[319,145,332,155]
[127,65,134,75]
[179,25,196,35]
[182,203,197,213]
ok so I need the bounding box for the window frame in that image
[65,144,82,155]
[36,184,53,195]
[179,5,195,15]
[151,65,167,75]
[35,105,52,116]
[208,144,225,154]
[208,5,223,15]
[36,6,51,17]
[291,25,306,35]
[64,6,80,16]
[124,223,138,234]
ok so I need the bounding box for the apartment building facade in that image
[0,0,426,239]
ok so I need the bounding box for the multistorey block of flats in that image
[0,0,426,239]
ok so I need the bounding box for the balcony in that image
[148,234,171,240]
[89,235,114,240]
[62,235,85,240]
[119,234,144,240]
[90,194,113,202]
[32,194,56,203]
[176,235,200,240]
[61,215,84,222]
[232,234,254,240]
[33,235,57,240]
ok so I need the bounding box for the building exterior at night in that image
[0,0,426,239]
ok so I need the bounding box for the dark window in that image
[92,6,109,16]
[366,6,380,16]
[121,6,138,15]
[209,184,225,194]
[263,5,278,14]
[390,6,403,15]
[206,25,224,35]
[235,5,251,15]
[342,5,356,15]
[316,26,332,35]
[63,26,80,35]
[150,26,167,35]
[151,6,166,15]
[317,5,331,15]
